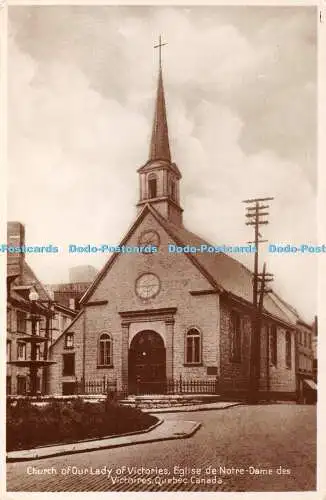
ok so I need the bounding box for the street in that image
[7,404,316,492]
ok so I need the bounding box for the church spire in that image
[149,36,171,162]
[137,36,183,226]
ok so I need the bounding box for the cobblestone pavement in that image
[7,404,316,492]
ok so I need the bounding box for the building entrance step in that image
[119,394,222,409]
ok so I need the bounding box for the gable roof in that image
[80,204,300,326]
[151,209,296,325]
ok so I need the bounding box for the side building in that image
[296,319,316,404]
[6,222,77,395]
[45,278,95,344]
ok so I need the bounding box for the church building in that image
[48,51,302,400]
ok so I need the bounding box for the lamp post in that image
[42,291,55,394]
[29,289,39,396]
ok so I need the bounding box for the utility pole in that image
[257,263,274,400]
[243,197,274,403]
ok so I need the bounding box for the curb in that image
[143,402,243,414]
[6,420,201,463]
[6,418,163,463]
[40,417,163,447]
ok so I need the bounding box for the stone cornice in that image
[119,307,177,325]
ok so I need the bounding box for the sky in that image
[8,6,317,321]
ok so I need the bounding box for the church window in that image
[270,325,277,365]
[285,331,292,369]
[185,328,201,364]
[65,333,74,349]
[170,178,176,201]
[98,333,112,367]
[136,273,160,299]
[148,173,158,198]
[230,311,241,363]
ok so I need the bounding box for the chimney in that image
[7,221,25,279]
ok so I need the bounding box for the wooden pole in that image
[243,197,274,404]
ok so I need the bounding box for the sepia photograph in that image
[5,4,318,493]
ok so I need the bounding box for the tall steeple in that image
[137,36,183,226]
[149,67,171,162]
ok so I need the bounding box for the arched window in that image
[185,328,201,364]
[148,173,157,198]
[270,324,277,366]
[230,311,241,363]
[285,331,292,369]
[98,333,112,367]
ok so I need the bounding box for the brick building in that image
[49,60,311,400]
[6,222,53,395]
[45,276,95,344]
[312,315,318,381]
[46,281,93,313]
[296,319,316,403]
[6,222,77,395]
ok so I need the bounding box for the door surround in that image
[119,307,176,393]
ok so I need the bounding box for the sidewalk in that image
[6,419,201,463]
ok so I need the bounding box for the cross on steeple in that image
[154,35,167,69]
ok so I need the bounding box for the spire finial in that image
[154,35,167,69]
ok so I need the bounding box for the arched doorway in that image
[128,330,166,394]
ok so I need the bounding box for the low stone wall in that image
[6,394,108,406]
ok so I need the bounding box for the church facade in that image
[48,60,301,400]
